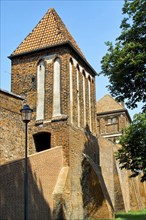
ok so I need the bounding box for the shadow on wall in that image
[80,125,114,219]
[83,124,100,165]
[0,159,51,220]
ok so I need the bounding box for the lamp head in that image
[20,104,33,123]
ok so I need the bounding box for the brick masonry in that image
[0,90,24,164]
[0,147,63,220]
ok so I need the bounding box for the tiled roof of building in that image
[12,8,85,59]
[96,94,125,114]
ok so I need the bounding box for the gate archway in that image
[33,132,51,152]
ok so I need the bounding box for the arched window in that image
[69,58,73,123]
[76,65,80,127]
[82,70,86,127]
[36,60,45,121]
[88,76,92,130]
[53,58,61,117]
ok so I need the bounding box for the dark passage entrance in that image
[33,132,51,152]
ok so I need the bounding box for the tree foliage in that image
[100,0,146,110]
[115,113,146,181]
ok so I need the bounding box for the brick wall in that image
[113,157,125,212]
[0,146,63,220]
[0,90,24,164]
[29,119,69,166]
[68,125,104,219]
[113,145,146,212]
[98,136,115,208]
[81,158,114,219]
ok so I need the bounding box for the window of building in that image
[82,70,86,127]
[53,57,61,117]
[31,76,36,89]
[112,117,117,124]
[69,58,73,123]
[107,118,112,124]
[107,117,117,124]
[76,64,80,127]
[36,60,45,121]
[33,132,51,152]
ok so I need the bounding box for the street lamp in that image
[20,104,33,220]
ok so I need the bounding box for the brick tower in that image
[9,8,97,155]
[8,8,108,219]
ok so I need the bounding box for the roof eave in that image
[8,41,97,76]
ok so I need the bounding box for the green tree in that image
[100,0,146,180]
[115,113,146,181]
[100,0,146,110]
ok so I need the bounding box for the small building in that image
[96,94,131,142]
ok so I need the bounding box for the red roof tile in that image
[12,8,85,59]
[96,94,125,113]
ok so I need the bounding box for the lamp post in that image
[20,104,33,220]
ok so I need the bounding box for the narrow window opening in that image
[88,75,91,130]
[82,70,86,127]
[31,76,36,89]
[76,65,80,127]
[53,58,61,117]
[70,59,73,123]
[36,60,45,121]
[33,132,51,152]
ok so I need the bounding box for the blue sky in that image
[0,0,142,118]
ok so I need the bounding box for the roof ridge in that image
[38,9,51,47]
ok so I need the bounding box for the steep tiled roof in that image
[11,8,85,59]
[96,94,125,114]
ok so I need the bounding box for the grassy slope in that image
[115,209,146,220]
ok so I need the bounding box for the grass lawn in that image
[115,209,146,220]
[86,209,146,219]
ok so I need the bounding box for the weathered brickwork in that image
[0,90,24,164]
[113,158,125,212]
[98,137,115,208]
[0,147,63,220]
[96,95,131,142]
[81,159,114,219]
